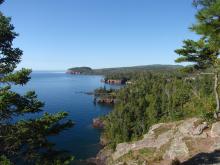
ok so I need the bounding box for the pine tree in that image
[0,1,73,164]
[175,0,220,117]
[192,0,220,45]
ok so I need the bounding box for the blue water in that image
[12,72,114,160]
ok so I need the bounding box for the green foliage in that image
[176,0,220,70]
[68,67,93,74]
[95,65,183,78]
[104,0,220,147]
[0,1,74,164]
[175,39,219,70]
[95,65,182,74]
[94,87,117,100]
[104,72,216,147]
[0,68,32,85]
[0,155,12,165]
[175,0,220,115]
[3,112,73,163]
[94,87,115,96]
[67,65,183,76]
[193,0,217,8]
[192,0,220,46]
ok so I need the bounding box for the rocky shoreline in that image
[92,118,105,129]
[89,118,220,165]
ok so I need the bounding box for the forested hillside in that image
[94,64,183,74]
[67,65,182,75]
[103,71,215,147]
[100,0,220,153]
[67,67,93,74]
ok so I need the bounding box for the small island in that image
[67,65,183,85]
[66,67,93,75]
[94,87,117,105]
[3,0,220,164]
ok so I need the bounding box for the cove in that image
[12,71,116,161]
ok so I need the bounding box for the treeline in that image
[103,69,181,82]
[67,65,182,76]
[94,64,182,75]
[0,1,74,164]
[94,87,117,105]
[103,0,220,149]
[67,67,93,74]
[103,71,216,147]
[94,87,116,97]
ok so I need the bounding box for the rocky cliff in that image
[92,118,220,165]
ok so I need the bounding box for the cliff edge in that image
[93,118,220,165]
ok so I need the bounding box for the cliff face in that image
[94,118,220,165]
[105,79,123,85]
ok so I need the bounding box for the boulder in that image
[154,130,174,149]
[95,148,114,165]
[178,118,199,136]
[93,118,105,129]
[192,122,208,136]
[163,138,189,160]
[178,118,208,138]
[97,118,220,165]
[112,129,175,160]
[211,122,220,137]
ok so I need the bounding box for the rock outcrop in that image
[94,118,220,165]
[93,118,105,129]
[97,98,115,104]
[105,79,124,85]
[211,122,220,138]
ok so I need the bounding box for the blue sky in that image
[1,0,197,70]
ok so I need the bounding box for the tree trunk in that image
[214,73,220,118]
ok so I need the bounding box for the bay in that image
[12,71,115,161]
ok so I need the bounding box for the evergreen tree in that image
[103,71,215,147]
[175,0,220,117]
[0,1,73,164]
[192,0,220,45]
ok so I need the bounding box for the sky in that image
[0,0,197,70]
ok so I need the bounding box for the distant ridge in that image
[94,64,183,70]
[67,64,183,75]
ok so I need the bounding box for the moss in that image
[114,148,153,164]
[193,118,204,127]
[155,139,172,162]
[183,137,209,157]
[153,124,173,138]
[115,151,136,163]
[138,148,155,156]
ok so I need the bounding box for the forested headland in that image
[96,0,220,148]
[93,0,220,164]
[67,65,182,75]
[102,71,215,147]
[2,0,220,164]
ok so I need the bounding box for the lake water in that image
[12,72,115,162]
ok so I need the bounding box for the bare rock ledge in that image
[93,118,220,165]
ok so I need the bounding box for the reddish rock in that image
[97,98,115,104]
[105,79,123,85]
[93,118,105,129]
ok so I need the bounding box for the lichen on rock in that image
[94,118,220,165]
